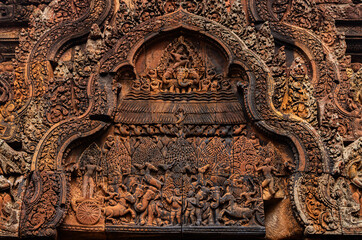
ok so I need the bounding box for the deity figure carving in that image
[80,156,101,200]
[69,143,104,226]
[209,186,222,225]
[274,57,318,125]
[131,36,228,95]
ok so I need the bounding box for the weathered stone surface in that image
[265,198,303,240]
[0,0,360,239]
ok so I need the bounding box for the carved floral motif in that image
[273,57,318,125]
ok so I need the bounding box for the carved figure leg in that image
[147,204,155,225]
[214,208,220,225]
[139,210,148,225]
[190,209,196,225]
[262,178,275,195]
[104,208,113,219]
[203,208,212,225]
[185,210,190,225]
[208,210,215,225]
[176,208,181,225]
[125,208,136,224]
[170,210,175,225]
[127,208,136,219]
[82,177,90,198]
[218,209,225,221]
[89,177,95,198]
[195,207,202,226]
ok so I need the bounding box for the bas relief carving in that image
[0,0,360,239]
[62,35,285,234]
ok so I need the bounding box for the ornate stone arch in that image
[21,2,334,238]
[33,9,329,173]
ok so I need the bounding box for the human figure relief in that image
[192,164,210,187]
[147,69,163,93]
[240,188,258,207]
[166,188,182,225]
[209,186,221,225]
[103,135,115,154]
[170,44,189,69]
[194,185,210,226]
[79,155,102,200]
[161,68,176,93]
[200,79,211,92]
[188,68,201,91]
[74,143,103,202]
[250,133,261,149]
[134,162,164,190]
[145,190,164,226]
[184,190,197,225]
[86,24,104,63]
[254,157,278,198]
[134,184,157,226]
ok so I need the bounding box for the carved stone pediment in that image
[116,36,242,126]
[0,0,360,239]
[60,32,286,236]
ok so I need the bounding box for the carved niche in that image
[60,33,294,236]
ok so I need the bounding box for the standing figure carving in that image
[255,157,278,199]
[166,188,182,225]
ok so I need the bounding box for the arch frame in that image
[27,7,331,237]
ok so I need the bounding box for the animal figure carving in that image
[104,191,136,223]
[219,192,254,223]
[134,186,157,225]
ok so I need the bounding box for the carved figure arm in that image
[271,166,283,176]
[183,199,189,212]
[254,165,263,172]
[175,197,182,206]
[166,196,172,204]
